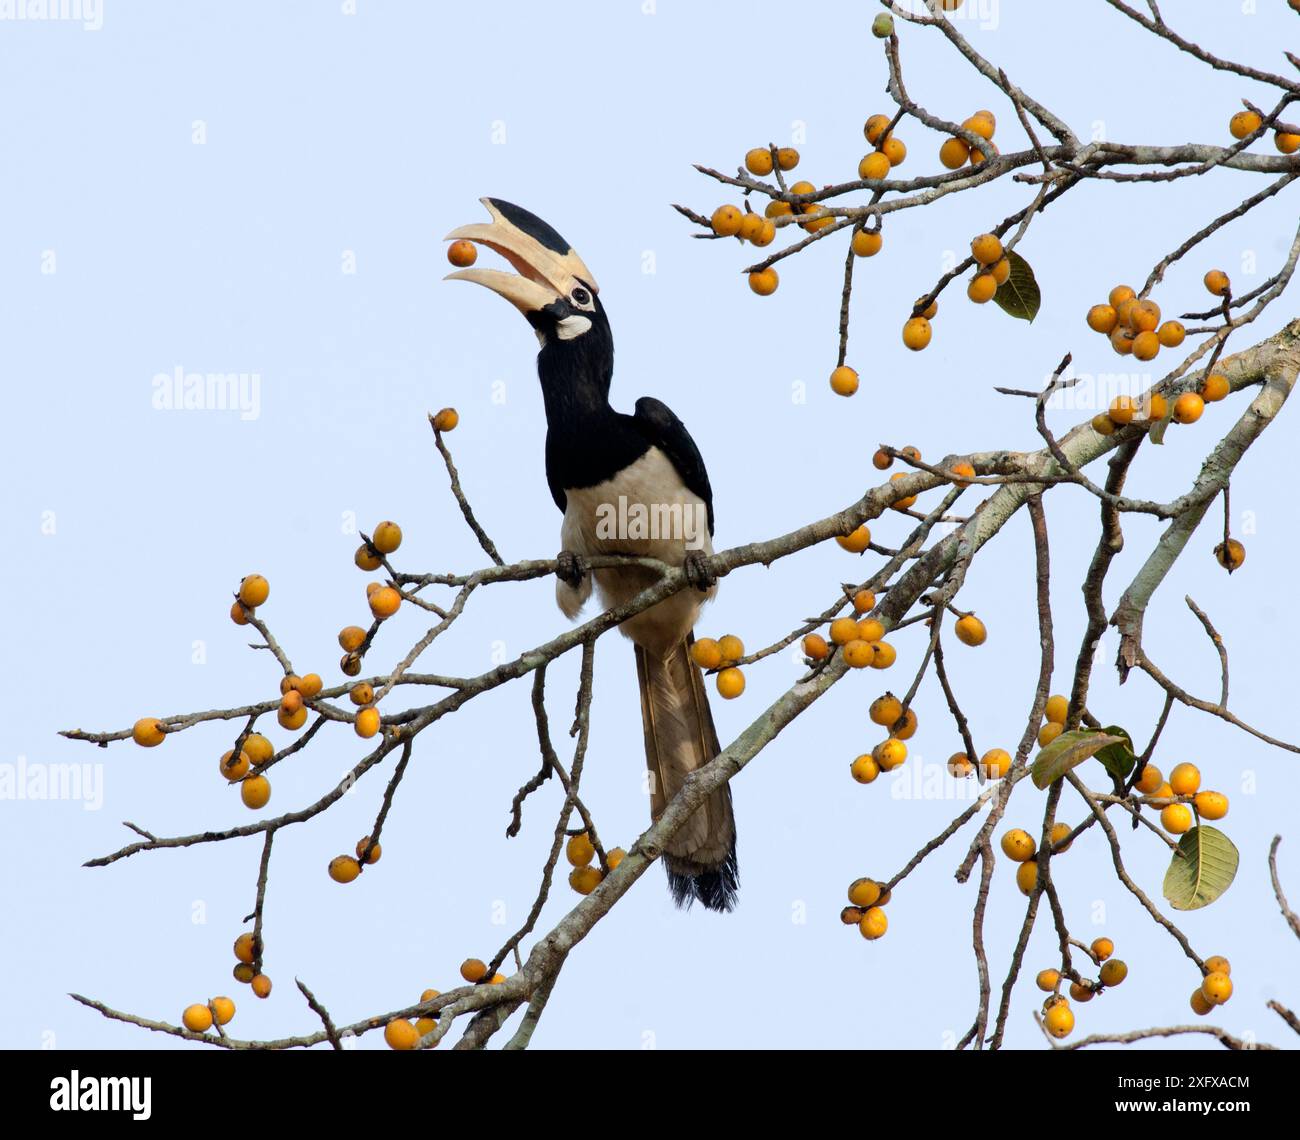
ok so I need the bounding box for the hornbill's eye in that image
[571,286,591,307]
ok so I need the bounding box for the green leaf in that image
[991,250,1041,323]
[1094,725,1136,781]
[1031,729,1126,789]
[1148,411,1171,446]
[1163,825,1239,911]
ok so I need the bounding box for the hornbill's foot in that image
[683,550,717,593]
[556,550,589,589]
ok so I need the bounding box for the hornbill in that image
[445,198,738,912]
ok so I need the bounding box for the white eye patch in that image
[556,314,593,340]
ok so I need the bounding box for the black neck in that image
[535,316,653,498]
[537,341,615,428]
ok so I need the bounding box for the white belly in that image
[556,446,715,656]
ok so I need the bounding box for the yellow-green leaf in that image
[1163,825,1239,911]
[1094,725,1136,781]
[991,250,1041,323]
[1148,410,1172,446]
[1031,729,1126,789]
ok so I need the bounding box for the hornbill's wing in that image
[632,397,715,536]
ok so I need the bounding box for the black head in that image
[446,198,614,393]
[445,198,603,342]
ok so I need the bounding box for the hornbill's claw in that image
[683,551,716,593]
[556,550,588,589]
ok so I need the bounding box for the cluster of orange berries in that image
[710,204,777,250]
[872,445,978,489]
[218,731,275,809]
[1002,821,1075,896]
[228,572,269,627]
[565,831,627,895]
[849,690,917,784]
[938,109,997,171]
[803,598,899,676]
[384,966,518,1048]
[337,619,369,680]
[947,747,1013,781]
[1228,107,1299,153]
[786,181,837,237]
[1085,285,1187,362]
[231,932,272,998]
[841,876,893,940]
[1036,692,1070,747]
[964,233,1013,306]
[734,108,1004,326]
[744,145,800,178]
[771,179,831,229]
[180,996,236,1035]
[1092,376,1224,438]
[225,671,325,810]
[1086,285,1234,436]
[901,308,933,352]
[1133,761,1229,834]
[348,522,405,736]
[858,113,908,183]
[746,147,826,236]
[732,145,800,298]
[355,519,402,574]
[1190,955,1235,1017]
[1036,937,1128,1039]
[879,455,926,512]
[895,232,1005,353]
[275,670,323,732]
[134,574,297,811]
[691,634,747,699]
[346,678,380,737]
[328,836,383,884]
[384,986,443,1050]
[745,176,838,298]
[742,142,897,296]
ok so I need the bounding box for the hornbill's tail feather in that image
[665,835,739,912]
[635,640,739,913]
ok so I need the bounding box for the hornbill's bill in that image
[446,198,738,912]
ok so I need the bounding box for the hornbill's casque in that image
[446,198,738,912]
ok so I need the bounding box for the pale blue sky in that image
[3,1,1298,1050]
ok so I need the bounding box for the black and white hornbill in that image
[446,198,738,912]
